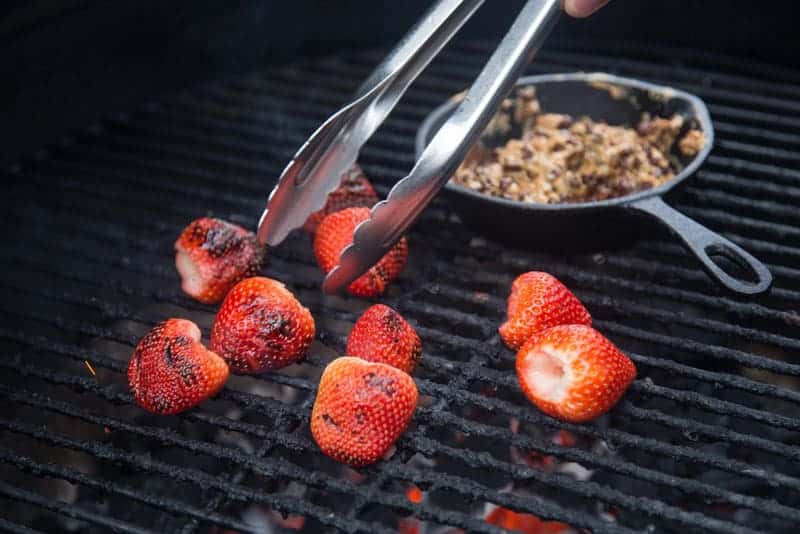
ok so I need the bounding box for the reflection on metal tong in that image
[257,0,561,293]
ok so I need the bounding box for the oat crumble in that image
[452,87,705,204]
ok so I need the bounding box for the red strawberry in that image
[499,271,591,351]
[346,304,422,373]
[314,207,408,297]
[128,319,229,415]
[516,324,636,423]
[302,164,379,234]
[210,277,315,374]
[175,217,266,304]
[311,357,418,466]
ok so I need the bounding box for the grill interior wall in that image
[1,40,800,533]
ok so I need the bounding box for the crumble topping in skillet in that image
[452,87,705,204]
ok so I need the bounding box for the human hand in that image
[563,0,610,18]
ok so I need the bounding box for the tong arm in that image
[257,0,484,246]
[323,0,561,293]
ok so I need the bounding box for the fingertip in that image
[564,0,609,18]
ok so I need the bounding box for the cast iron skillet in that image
[415,72,772,296]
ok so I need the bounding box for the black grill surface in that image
[2,40,800,534]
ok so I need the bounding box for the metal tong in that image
[257,0,561,293]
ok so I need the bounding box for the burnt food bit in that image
[452,87,705,204]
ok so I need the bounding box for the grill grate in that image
[2,39,800,533]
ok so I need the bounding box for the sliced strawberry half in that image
[175,217,266,304]
[516,324,636,423]
[128,319,229,415]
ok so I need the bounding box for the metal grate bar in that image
[21,154,800,297]
[6,278,800,532]
[6,201,791,368]
[0,417,399,534]
[0,414,596,534]
[6,239,800,432]
[21,109,791,266]
[101,106,800,232]
[535,48,800,99]
[5,40,800,533]
[0,481,155,534]
[0,518,45,534]
[5,244,800,430]
[14,142,794,295]
[4,317,800,522]
[265,48,800,133]
[6,249,794,462]
[5,300,800,472]
[435,43,800,115]
[0,448,258,534]
[0,389,754,534]
[1,358,789,534]
[81,104,800,253]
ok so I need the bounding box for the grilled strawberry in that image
[516,324,636,423]
[128,319,229,415]
[175,217,266,304]
[314,207,408,297]
[311,357,418,466]
[303,164,379,234]
[210,277,315,374]
[499,271,591,351]
[346,304,422,373]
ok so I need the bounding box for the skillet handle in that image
[627,196,772,295]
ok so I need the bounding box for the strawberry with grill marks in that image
[175,217,266,304]
[303,164,379,234]
[210,277,315,374]
[128,319,229,415]
[314,207,408,297]
[311,357,418,467]
[346,304,422,373]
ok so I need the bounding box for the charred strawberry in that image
[314,207,408,297]
[210,277,315,374]
[346,304,422,373]
[303,164,379,234]
[128,319,229,415]
[175,217,266,304]
[311,357,418,466]
[499,271,591,351]
[516,324,636,423]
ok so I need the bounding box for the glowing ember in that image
[406,485,424,504]
[553,430,576,447]
[485,506,571,534]
[84,360,96,376]
[398,517,420,534]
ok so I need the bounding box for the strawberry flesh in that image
[516,324,636,423]
[175,217,266,304]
